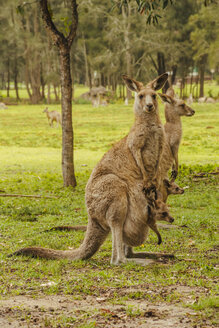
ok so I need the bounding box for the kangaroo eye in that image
[162,212,168,217]
[176,187,179,191]
[180,104,185,108]
[152,94,156,100]
[139,94,144,100]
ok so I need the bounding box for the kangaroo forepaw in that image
[171,170,178,181]
[143,185,157,201]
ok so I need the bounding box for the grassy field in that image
[0,100,218,327]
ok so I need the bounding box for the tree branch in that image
[148,54,158,72]
[67,0,78,48]
[39,0,66,47]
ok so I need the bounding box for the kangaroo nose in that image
[147,103,153,111]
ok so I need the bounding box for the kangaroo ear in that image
[122,75,143,92]
[148,73,168,91]
[166,87,175,97]
[158,93,175,104]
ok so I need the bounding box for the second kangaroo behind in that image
[43,107,62,127]
[159,88,195,182]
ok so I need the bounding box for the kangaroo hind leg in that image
[106,195,127,265]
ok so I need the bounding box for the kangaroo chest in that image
[141,125,164,163]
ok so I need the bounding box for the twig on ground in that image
[0,194,58,199]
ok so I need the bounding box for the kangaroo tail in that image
[9,219,109,260]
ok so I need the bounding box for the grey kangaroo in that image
[43,107,62,127]
[160,178,184,203]
[11,73,169,265]
[147,198,174,245]
[159,89,195,182]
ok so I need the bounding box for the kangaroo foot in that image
[111,256,126,265]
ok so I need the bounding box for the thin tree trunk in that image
[190,67,194,94]
[171,65,177,85]
[122,5,132,101]
[199,55,207,98]
[47,83,51,103]
[53,84,59,101]
[39,0,78,187]
[14,56,20,101]
[60,44,76,187]
[157,52,169,92]
[83,37,90,87]
[7,58,10,97]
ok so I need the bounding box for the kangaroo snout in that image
[145,104,154,112]
[187,109,195,116]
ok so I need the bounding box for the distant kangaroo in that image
[11,73,169,265]
[159,88,195,182]
[43,107,62,127]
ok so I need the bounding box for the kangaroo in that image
[160,178,184,203]
[124,74,166,196]
[11,73,169,265]
[43,107,62,127]
[147,199,174,245]
[159,89,195,182]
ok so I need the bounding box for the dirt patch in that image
[0,289,212,328]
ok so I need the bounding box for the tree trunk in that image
[60,44,76,187]
[7,58,10,97]
[157,52,169,92]
[122,5,132,101]
[41,64,46,100]
[171,65,177,85]
[39,0,78,187]
[199,55,207,98]
[83,37,90,87]
[47,83,51,104]
[14,56,20,101]
[53,84,59,102]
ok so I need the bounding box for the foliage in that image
[1,0,219,104]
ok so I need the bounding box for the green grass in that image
[0,101,218,327]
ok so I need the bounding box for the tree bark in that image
[53,84,59,102]
[157,52,169,92]
[39,0,78,187]
[7,58,10,97]
[171,65,177,85]
[60,45,76,186]
[83,37,90,87]
[122,5,132,101]
[40,62,46,100]
[199,55,207,98]
[14,56,20,101]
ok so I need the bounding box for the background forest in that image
[1,0,219,103]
